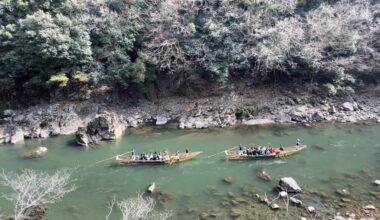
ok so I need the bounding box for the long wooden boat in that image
[224,145,307,160]
[116,151,202,165]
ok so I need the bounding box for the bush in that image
[323,83,337,96]
[48,73,69,87]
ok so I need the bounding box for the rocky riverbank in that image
[1,85,380,145]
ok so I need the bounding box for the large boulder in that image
[311,112,324,122]
[10,127,24,144]
[3,109,16,117]
[75,127,89,146]
[20,146,48,158]
[342,102,354,111]
[278,177,302,193]
[155,115,168,125]
[75,111,125,146]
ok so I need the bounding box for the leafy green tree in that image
[0,0,91,90]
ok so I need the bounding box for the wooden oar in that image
[204,146,238,159]
[94,150,133,165]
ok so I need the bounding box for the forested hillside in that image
[1,0,379,102]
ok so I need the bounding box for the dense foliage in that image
[0,0,379,98]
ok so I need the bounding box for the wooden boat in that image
[224,145,307,160]
[116,151,202,165]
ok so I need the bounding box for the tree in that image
[0,0,92,92]
[79,0,143,87]
[0,169,76,220]
[106,194,172,220]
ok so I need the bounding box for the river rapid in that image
[0,122,379,219]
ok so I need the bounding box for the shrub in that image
[48,73,69,87]
[323,83,337,96]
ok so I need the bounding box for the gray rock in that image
[20,146,48,158]
[307,206,315,213]
[275,114,292,123]
[329,106,337,114]
[363,205,376,211]
[270,203,280,210]
[194,119,209,129]
[75,111,125,146]
[3,109,16,117]
[155,115,168,125]
[374,179,380,185]
[76,127,89,146]
[0,126,11,144]
[289,197,302,205]
[278,177,302,193]
[342,102,354,111]
[242,118,275,125]
[59,113,83,135]
[312,112,324,122]
[10,127,24,144]
[290,111,305,122]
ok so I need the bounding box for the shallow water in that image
[0,123,379,219]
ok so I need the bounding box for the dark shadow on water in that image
[311,144,325,151]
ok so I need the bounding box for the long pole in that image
[203,146,238,159]
[94,150,133,164]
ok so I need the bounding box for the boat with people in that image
[224,140,307,160]
[116,149,202,165]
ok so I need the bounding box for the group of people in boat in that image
[237,145,279,156]
[130,149,190,161]
[237,139,301,156]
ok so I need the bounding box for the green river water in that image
[0,123,379,219]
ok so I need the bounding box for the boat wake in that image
[249,160,287,167]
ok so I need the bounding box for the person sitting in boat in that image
[246,148,251,155]
[175,151,180,161]
[157,152,162,160]
[262,146,267,155]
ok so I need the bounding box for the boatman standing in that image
[131,148,135,160]
[296,139,301,149]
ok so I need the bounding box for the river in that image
[0,122,379,219]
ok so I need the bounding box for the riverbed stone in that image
[278,177,302,193]
[20,146,48,158]
[230,208,243,218]
[290,197,302,205]
[363,205,376,211]
[374,179,380,186]
[223,177,234,184]
[155,115,168,125]
[307,206,315,213]
[279,191,288,198]
[257,169,271,181]
[75,127,89,146]
[336,189,350,197]
[342,102,354,111]
[270,203,280,210]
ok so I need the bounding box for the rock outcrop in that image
[75,111,125,146]
[20,146,48,158]
[278,177,302,193]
